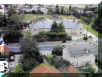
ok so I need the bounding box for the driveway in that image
[9,54,22,72]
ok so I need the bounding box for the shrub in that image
[49,56,70,68]
[66,35,72,41]
[4,31,23,43]
[52,45,63,56]
[33,31,48,42]
[7,73,30,77]
[46,32,67,41]
[14,65,24,73]
[80,66,95,73]
[47,55,54,59]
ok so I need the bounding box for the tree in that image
[58,22,65,32]
[20,38,43,71]
[83,5,88,15]
[52,45,63,56]
[7,5,17,17]
[61,6,64,14]
[0,14,25,42]
[49,21,67,41]
[92,2,102,34]
[69,5,72,10]
[56,5,60,14]
[50,21,59,32]
[69,5,72,15]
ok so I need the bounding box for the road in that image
[7,43,20,53]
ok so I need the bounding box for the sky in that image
[0,0,101,4]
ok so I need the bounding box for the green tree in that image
[20,38,43,71]
[61,6,64,14]
[0,14,25,42]
[92,1,102,33]
[52,45,63,56]
[69,5,72,10]
[50,21,59,32]
[56,5,60,14]
[7,5,17,16]
[58,22,65,32]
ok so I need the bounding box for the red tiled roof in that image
[65,66,80,73]
[31,64,62,77]
[31,65,61,73]
[0,45,10,55]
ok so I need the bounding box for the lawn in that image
[83,23,98,37]
[9,14,52,22]
[80,19,99,37]
[10,13,72,23]
[80,16,102,38]
[23,14,52,22]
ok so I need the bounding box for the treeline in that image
[0,15,25,43]
[92,2,102,34]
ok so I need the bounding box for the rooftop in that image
[30,19,83,30]
[31,64,61,73]
[63,40,98,67]
[65,66,80,73]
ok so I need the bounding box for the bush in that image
[4,31,23,43]
[52,45,63,56]
[47,55,54,59]
[33,31,48,42]
[7,73,30,77]
[49,56,70,68]
[33,31,68,41]
[14,65,24,73]
[80,66,95,73]
[46,32,67,41]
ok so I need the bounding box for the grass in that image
[80,20,99,37]
[83,24,98,37]
[9,14,51,22]
[80,37,83,40]
[80,16,102,38]
[22,14,52,22]
[11,13,73,22]
[47,55,54,59]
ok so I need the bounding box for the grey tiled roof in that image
[30,19,83,29]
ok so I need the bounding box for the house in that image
[65,66,80,73]
[62,40,98,67]
[29,18,84,40]
[30,64,62,77]
[0,43,10,55]
[31,64,61,73]
[0,5,4,14]
[30,64,80,77]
